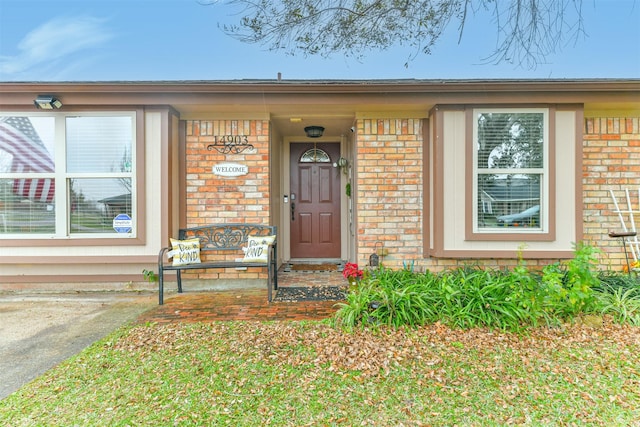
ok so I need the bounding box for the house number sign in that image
[207,135,254,154]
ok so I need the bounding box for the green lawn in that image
[1,319,639,426]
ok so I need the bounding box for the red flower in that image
[342,262,363,279]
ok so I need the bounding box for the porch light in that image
[34,95,62,109]
[304,126,324,138]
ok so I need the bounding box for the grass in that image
[1,320,639,426]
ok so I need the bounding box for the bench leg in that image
[273,261,278,290]
[177,270,183,293]
[268,265,273,302]
[159,272,164,305]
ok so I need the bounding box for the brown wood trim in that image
[0,274,158,283]
[464,108,474,239]
[556,103,584,111]
[163,113,172,244]
[574,107,585,242]
[135,108,146,244]
[462,232,557,242]
[430,248,575,259]
[0,255,157,264]
[2,237,146,247]
[547,105,557,240]
[353,121,360,262]
[178,119,187,229]
[2,79,638,95]
[422,117,430,258]
[159,111,170,247]
[430,107,445,256]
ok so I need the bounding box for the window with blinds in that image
[66,116,133,235]
[0,116,56,234]
[473,109,547,231]
[0,113,136,238]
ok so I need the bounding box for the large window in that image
[473,109,548,233]
[0,113,136,238]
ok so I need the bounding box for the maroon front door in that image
[290,142,341,258]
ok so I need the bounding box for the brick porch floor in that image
[136,268,347,324]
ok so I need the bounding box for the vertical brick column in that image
[184,119,270,280]
[355,118,423,269]
[583,116,640,270]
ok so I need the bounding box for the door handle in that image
[291,202,295,221]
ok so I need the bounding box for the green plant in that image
[595,287,640,325]
[143,269,158,284]
[596,270,640,294]
[534,242,602,320]
[369,275,439,328]
[335,242,636,332]
[594,271,640,325]
[333,283,376,330]
[562,242,600,311]
[438,266,533,331]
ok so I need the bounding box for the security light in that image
[34,95,62,110]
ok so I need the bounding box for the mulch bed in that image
[273,286,346,302]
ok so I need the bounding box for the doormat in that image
[288,263,339,272]
[273,286,346,302]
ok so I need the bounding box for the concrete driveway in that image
[0,291,156,400]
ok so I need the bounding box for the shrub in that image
[594,270,640,325]
[334,243,640,331]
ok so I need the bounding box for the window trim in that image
[464,106,557,242]
[0,108,145,246]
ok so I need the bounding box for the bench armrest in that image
[158,246,171,266]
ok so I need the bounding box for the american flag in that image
[0,116,55,203]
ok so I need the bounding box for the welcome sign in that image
[212,162,248,177]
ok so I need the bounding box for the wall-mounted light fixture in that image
[34,95,62,110]
[304,126,324,138]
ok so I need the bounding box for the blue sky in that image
[0,0,639,82]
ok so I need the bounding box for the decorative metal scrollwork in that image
[180,224,274,250]
[206,135,254,154]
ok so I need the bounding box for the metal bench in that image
[158,223,277,304]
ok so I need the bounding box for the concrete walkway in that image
[0,291,156,400]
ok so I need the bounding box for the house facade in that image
[0,79,638,288]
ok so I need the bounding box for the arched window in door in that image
[300,148,331,163]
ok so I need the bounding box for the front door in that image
[289,142,341,258]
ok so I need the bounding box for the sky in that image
[0,0,639,82]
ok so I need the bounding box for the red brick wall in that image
[184,119,270,280]
[181,115,640,278]
[355,118,423,269]
[583,116,640,270]
[354,115,640,274]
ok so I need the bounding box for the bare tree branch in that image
[207,0,589,69]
